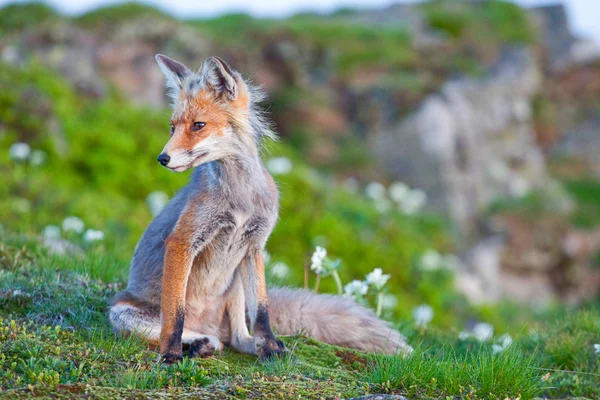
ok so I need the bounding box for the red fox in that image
[109,54,411,363]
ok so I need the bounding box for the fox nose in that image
[157,153,170,166]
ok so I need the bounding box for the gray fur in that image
[267,288,413,355]
[109,55,411,357]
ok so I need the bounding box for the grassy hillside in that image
[1,237,599,398]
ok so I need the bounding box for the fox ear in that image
[201,56,239,101]
[155,54,191,99]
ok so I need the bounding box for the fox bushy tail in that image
[267,287,412,355]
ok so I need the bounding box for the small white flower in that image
[594,344,600,354]
[263,250,271,265]
[9,142,30,161]
[413,304,434,327]
[365,182,386,200]
[344,280,369,298]
[492,344,504,354]
[270,262,289,279]
[388,182,410,203]
[499,333,513,348]
[381,294,398,310]
[310,246,327,275]
[419,250,443,271]
[400,189,427,215]
[458,331,471,340]
[473,323,494,342]
[266,157,293,175]
[83,229,105,242]
[42,225,61,239]
[62,216,85,233]
[493,334,513,353]
[29,150,47,166]
[146,191,169,217]
[365,268,390,290]
[374,198,392,213]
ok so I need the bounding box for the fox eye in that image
[191,122,206,132]
[169,123,175,135]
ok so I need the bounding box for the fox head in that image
[154,54,271,172]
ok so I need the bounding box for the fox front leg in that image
[243,249,287,359]
[160,206,235,363]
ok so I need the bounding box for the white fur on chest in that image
[186,210,252,300]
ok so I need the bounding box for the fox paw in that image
[189,338,216,358]
[162,352,183,364]
[257,337,288,360]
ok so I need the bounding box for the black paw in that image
[257,337,288,360]
[189,338,216,358]
[162,352,183,364]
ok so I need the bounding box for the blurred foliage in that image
[0,61,461,325]
[563,179,600,228]
[75,2,173,28]
[422,0,534,44]
[0,2,61,35]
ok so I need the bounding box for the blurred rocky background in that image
[1,1,600,320]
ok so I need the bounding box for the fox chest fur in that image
[126,160,278,311]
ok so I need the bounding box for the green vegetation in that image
[0,61,457,324]
[1,238,599,398]
[422,0,534,44]
[0,2,61,35]
[75,2,173,28]
[0,2,598,398]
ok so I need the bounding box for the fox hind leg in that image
[109,296,221,362]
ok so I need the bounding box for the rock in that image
[456,215,600,305]
[530,5,600,70]
[373,48,545,237]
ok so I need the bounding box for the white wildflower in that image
[413,304,434,327]
[365,268,390,290]
[266,157,292,175]
[473,323,494,342]
[344,280,368,298]
[9,142,30,161]
[42,225,61,240]
[594,344,600,354]
[146,191,169,217]
[458,331,471,340]
[388,182,410,203]
[492,334,513,353]
[374,197,392,213]
[263,250,271,265]
[365,182,386,200]
[491,344,504,354]
[29,150,47,166]
[381,294,398,310]
[400,189,427,215]
[419,250,443,271]
[310,246,327,275]
[83,229,105,242]
[62,216,85,233]
[270,262,290,279]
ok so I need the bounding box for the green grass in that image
[1,233,599,398]
[366,345,542,399]
[563,179,600,228]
